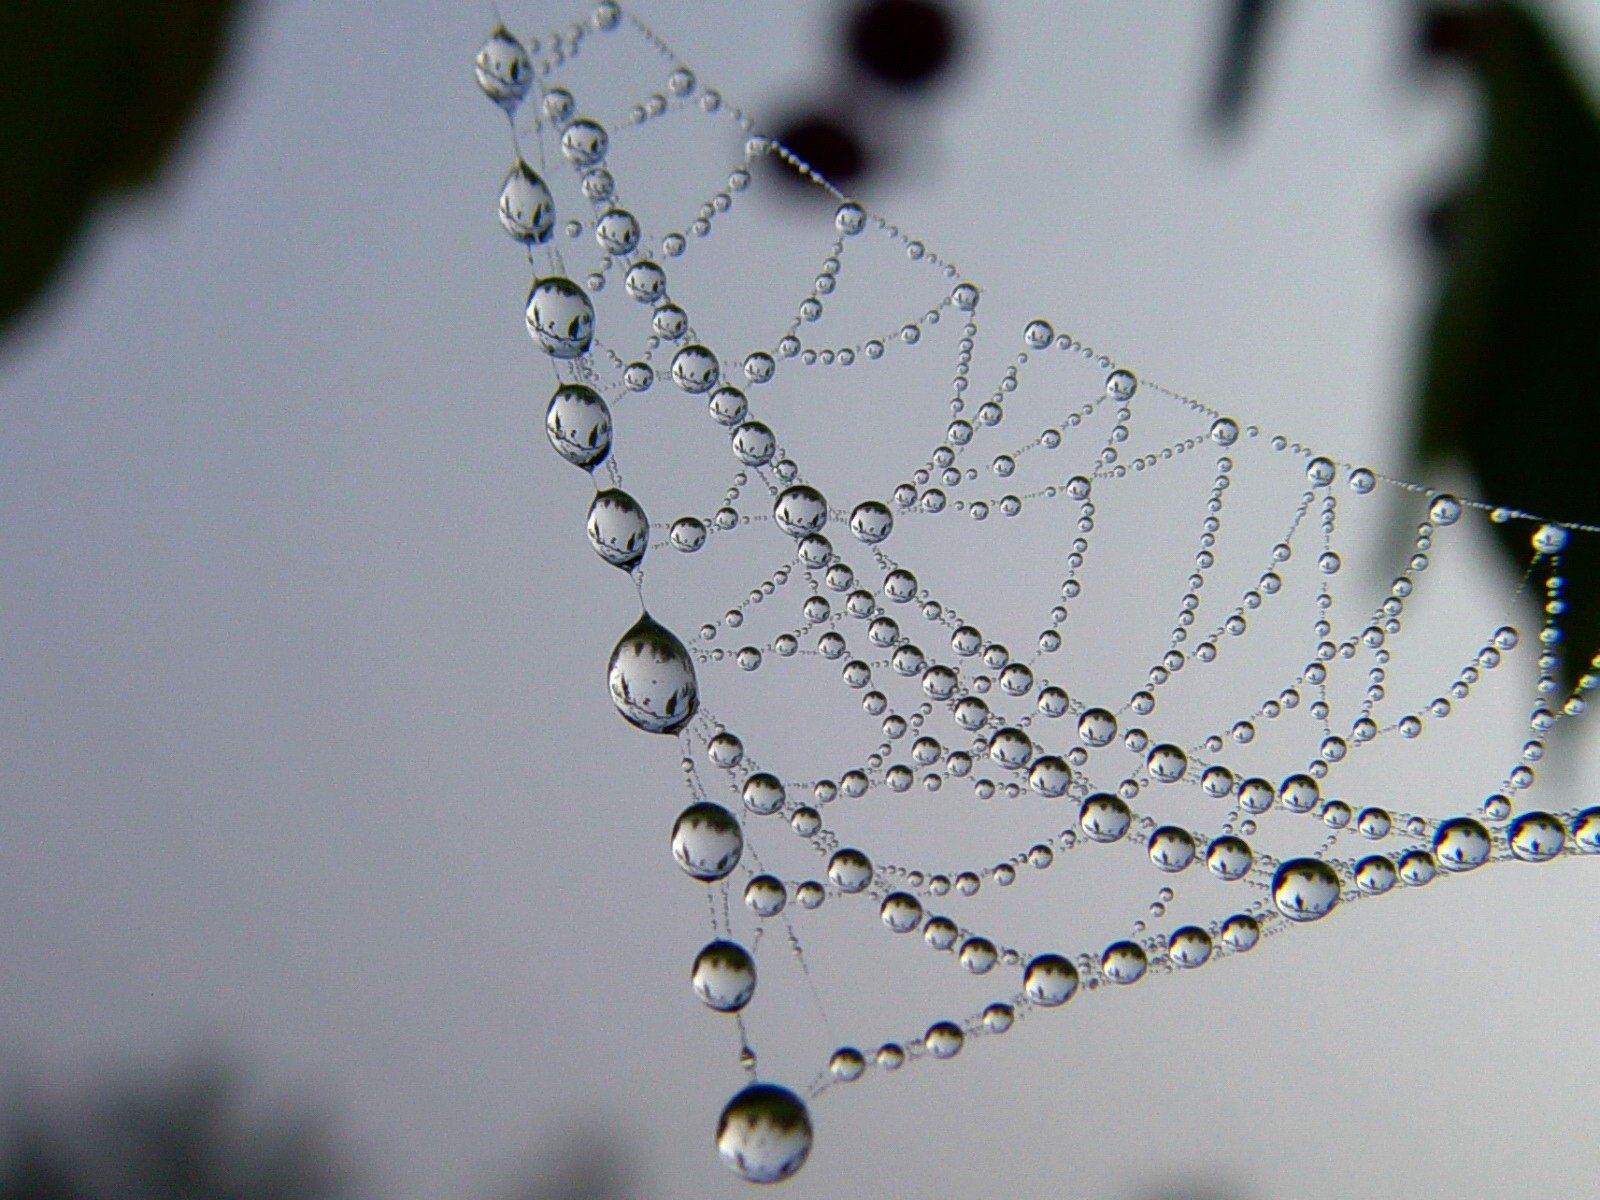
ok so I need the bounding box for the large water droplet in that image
[1023,954,1079,1006]
[586,488,648,570]
[1271,858,1340,922]
[1206,835,1253,881]
[1080,793,1132,843]
[526,277,595,358]
[545,383,611,469]
[1101,940,1148,985]
[693,939,756,1012]
[1433,817,1491,872]
[1508,811,1565,862]
[607,614,698,734]
[849,500,894,544]
[773,485,829,537]
[1167,926,1213,968]
[474,27,531,110]
[498,161,554,244]
[671,802,742,881]
[561,118,610,166]
[716,1084,812,1184]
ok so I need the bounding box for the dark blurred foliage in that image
[0,1058,349,1200]
[846,0,960,88]
[1206,0,1278,134]
[770,0,963,190]
[0,1055,635,1200]
[1213,0,1600,694]
[0,1,242,344]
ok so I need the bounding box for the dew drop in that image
[1024,954,1079,1006]
[586,488,649,570]
[716,1084,812,1184]
[607,614,698,734]
[693,939,756,1012]
[498,161,554,244]
[545,383,611,469]
[1271,858,1340,922]
[671,802,742,881]
[525,277,595,358]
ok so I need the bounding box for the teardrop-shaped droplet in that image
[474,26,531,110]
[716,1083,812,1184]
[526,277,595,358]
[607,613,698,734]
[586,488,648,570]
[498,160,554,244]
[1271,858,1341,922]
[692,939,756,1012]
[671,802,742,881]
[545,383,611,469]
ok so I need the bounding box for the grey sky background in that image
[4,2,1600,1198]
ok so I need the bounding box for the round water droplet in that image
[958,937,997,974]
[1210,417,1240,446]
[498,161,554,244]
[925,1021,964,1059]
[526,277,595,358]
[1357,807,1391,839]
[545,383,611,469]
[670,516,707,552]
[1306,456,1336,486]
[1105,368,1137,400]
[475,26,531,110]
[1080,793,1132,843]
[1508,811,1565,862]
[988,727,1032,769]
[835,202,866,235]
[1533,523,1568,554]
[716,1083,812,1184]
[1349,467,1375,494]
[1573,808,1600,853]
[1147,744,1188,783]
[1167,926,1213,968]
[672,802,742,881]
[829,1048,864,1082]
[561,118,610,166]
[773,485,828,537]
[1024,954,1079,1006]
[1024,320,1054,349]
[1148,826,1196,872]
[1206,835,1253,881]
[1428,494,1462,526]
[1398,849,1437,886]
[1078,708,1117,747]
[745,874,786,917]
[849,500,894,544]
[1433,817,1492,872]
[1027,755,1072,797]
[1219,913,1259,951]
[828,848,873,893]
[732,421,777,466]
[586,488,649,570]
[708,385,748,426]
[881,892,923,933]
[1354,855,1397,894]
[1101,940,1148,985]
[693,939,756,1012]
[607,613,698,734]
[742,773,786,816]
[671,344,720,393]
[1271,858,1340,922]
[1278,774,1321,814]
[624,261,666,303]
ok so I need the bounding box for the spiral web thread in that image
[476,3,1600,1182]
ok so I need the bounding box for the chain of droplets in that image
[478,5,1600,1183]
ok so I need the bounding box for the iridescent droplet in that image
[1167,926,1213,968]
[1101,940,1148,985]
[1023,954,1079,1006]
[1433,817,1491,872]
[1508,811,1565,862]
[1271,858,1340,922]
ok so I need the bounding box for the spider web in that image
[475,4,1600,1185]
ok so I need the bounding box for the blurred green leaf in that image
[0,1,241,343]
[1416,1,1600,695]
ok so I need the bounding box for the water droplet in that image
[1433,817,1491,872]
[1306,456,1336,486]
[1573,808,1600,852]
[1105,368,1137,400]
[672,344,720,393]
[474,27,531,110]
[545,383,611,469]
[1398,849,1437,886]
[835,202,866,235]
[1148,826,1196,872]
[1357,807,1391,839]
[881,892,923,933]
[1271,858,1340,922]
[1167,926,1213,968]
[498,161,554,244]
[1101,940,1148,985]
[1080,793,1132,843]
[693,939,756,1012]
[607,614,698,734]
[716,1084,812,1184]
[1027,755,1072,797]
[1206,835,1253,881]
[586,488,649,570]
[829,1048,864,1082]
[745,874,786,916]
[828,848,873,892]
[958,937,997,974]
[742,773,786,815]
[1146,744,1188,783]
[1024,954,1079,1006]
[525,277,595,358]
[561,118,610,166]
[1219,913,1259,951]
[1349,467,1375,494]
[670,517,707,552]
[849,500,894,544]
[671,802,742,881]
[773,485,828,537]
[1078,708,1117,747]
[1278,774,1321,814]
[1508,811,1565,862]
[1533,523,1568,554]
[925,1021,964,1058]
[1024,320,1054,349]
